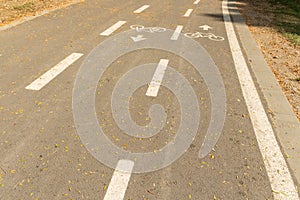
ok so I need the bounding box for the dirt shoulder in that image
[0,0,76,26]
[237,0,300,121]
[0,0,299,120]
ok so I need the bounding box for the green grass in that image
[268,0,300,45]
[13,2,35,12]
[269,0,300,14]
[283,32,300,45]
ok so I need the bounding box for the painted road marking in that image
[146,59,169,97]
[183,9,193,17]
[222,0,299,199]
[133,5,150,13]
[100,21,127,36]
[170,25,183,40]
[131,35,147,42]
[26,53,83,91]
[193,0,201,4]
[104,160,134,200]
[199,24,212,31]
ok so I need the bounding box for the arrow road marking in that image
[131,35,147,42]
[170,25,183,40]
[183,9,193,17]
[146,59,169,97]
[199,25,212,31]
[100,21,127,36]
[104,160,134,200]
[26,53,83,91]
[133,5,150,13]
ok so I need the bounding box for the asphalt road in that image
[0,0,299,199]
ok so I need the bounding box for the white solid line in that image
[170,25,183,40]
[104,160,134,200]
[183,9,193,17]
[26,53,83,91]
[146,59,169,97]
[100,21,127,36]
[193,0,201,4]
[133,5,150,13]
[222,1,299,199]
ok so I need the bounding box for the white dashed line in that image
[133,5,150,13]
[170,25,183,40]
[183,9,193,17]
[26,53,83,91]
[222,0,299,199]
[104,160,134,200]
[193,0,201,4]
[100,21,127,36]
[146,59,169,97]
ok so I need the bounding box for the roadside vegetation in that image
[0,0,74,26]
[240,0,300,120]
[268,0,300,45]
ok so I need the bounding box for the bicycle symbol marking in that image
[184,32,225,41]
[130,24,225,41]
[130,24,167,33]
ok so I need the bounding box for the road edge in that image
[230,0,300,189]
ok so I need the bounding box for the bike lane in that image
[113,0,275,199]
[0,0,299,199]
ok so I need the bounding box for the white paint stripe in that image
[222,1,299,199]
[26,53,83,91]
[146,59,169,97]
[100,21,127,36]
[183,9,193,17]
[133,5,150,13]
[170,25,183,40]
[193,0,201,4]
[104,160,134,200]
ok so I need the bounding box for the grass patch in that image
[283,32,300,45]
[13,2,35,12]
[269,0,300,14]
[268,0,300,46]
